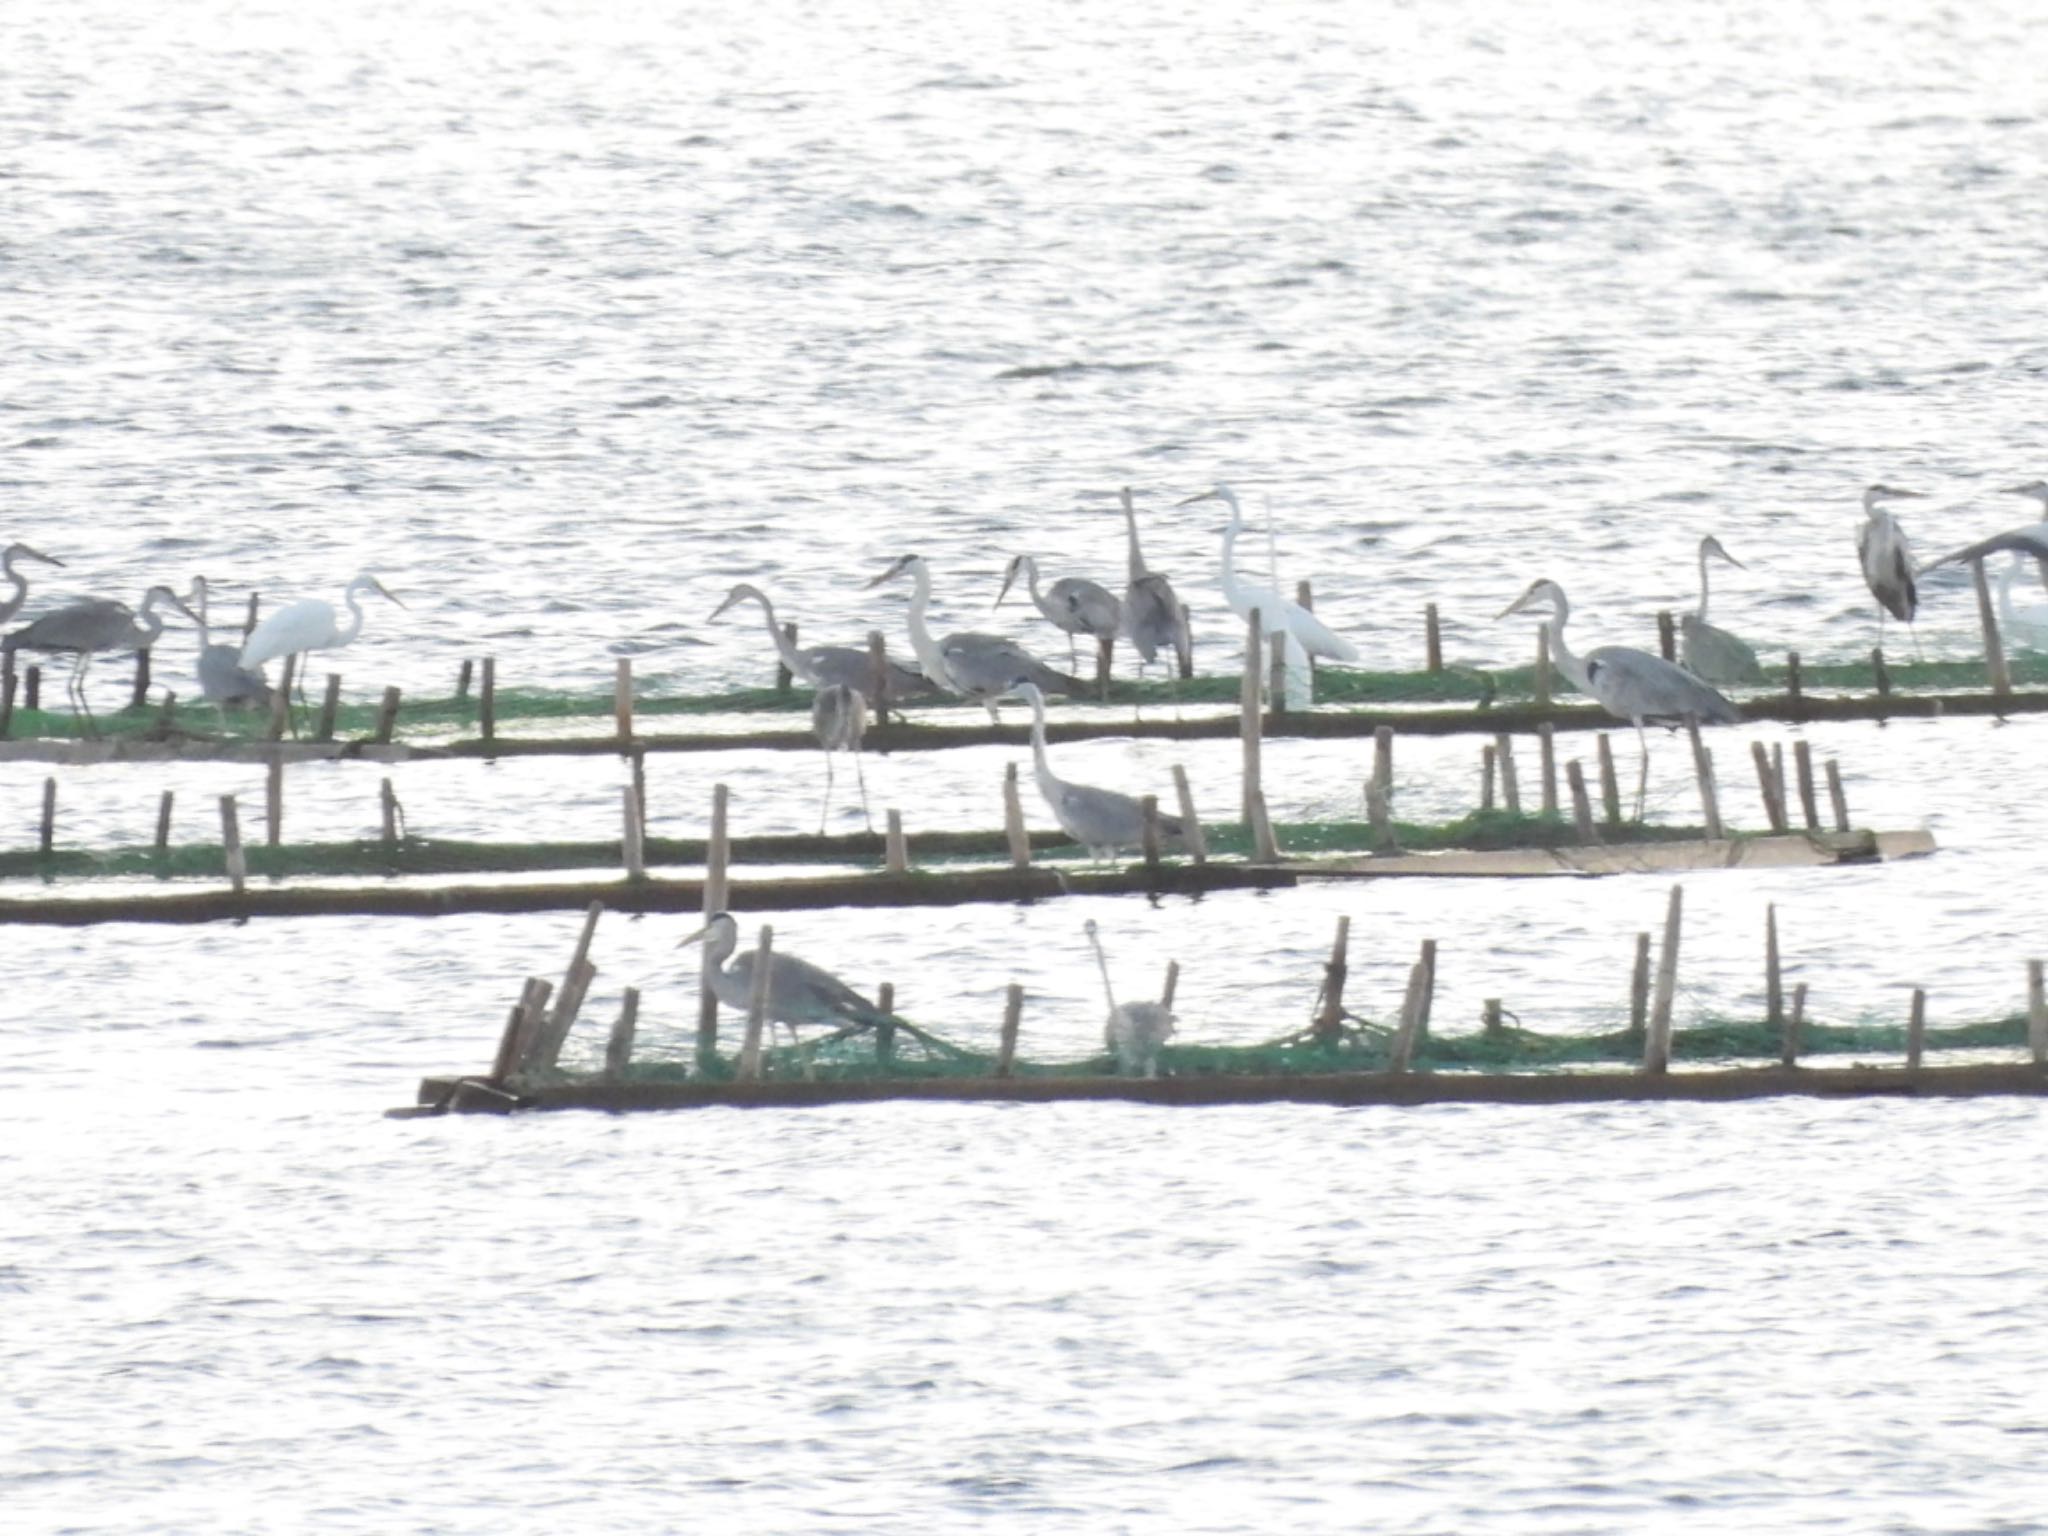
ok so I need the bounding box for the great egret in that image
[863,554,1084,720]
[1010,680,1184,861]
[707,582,937,701]
[1119,486,1185,682]
[1499,578,1740,822]
[0,543,62,626]
[1856,484,1926,654]
[678,911,895,1043]
[1176,483,1359,674]
[1678,535,1762,685]
[1085,918,1175,1078]
[1996,553,2048,651]
[994,554,1121,673]
[811,682,871,835]
[3,584,199,733]
[240,573,405,707]
[185,576,273,712]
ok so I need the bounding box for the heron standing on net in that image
[2,583,199,733]
[1010,680,1183,862]
[994,553,1121,674]
[1678,535,1762,685]
[1855,484,1927,657]
[707,582,937,701]
[1177,483,1360,683]
[240,572,405,722]
[1120,486,1186,688]
[1498,578,1740,822]
[678,911,895,1045]
[0,543,63,626]
[864,553,1085,720]
[811,681,872,835]
[1922,480,2048,585]
[1085,918,1175,1077]
[185,576,274,712]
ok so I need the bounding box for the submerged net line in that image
[0,811,1716,884]
[4,650,2041,742]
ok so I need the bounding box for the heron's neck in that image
[1090,940,1119,1012]
[747,591,808,679]
[1540,604,1584,687]
[0,557,23,620]
[338,583,369,647]
[1023,560,1056,622]
[1026,693,1057,785]
[1124,505,1147,582]
[1696,550,1712,623]
[901,564,951,689]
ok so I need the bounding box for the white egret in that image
[1678,535,1763,685]
[1176,484,1359,676]
[240,572,404,720]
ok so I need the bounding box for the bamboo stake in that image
[219,794,246,895]
[1248,788,1280,863]
[1388,956,1428,1073]
[379,777,399,850]
[1174,602,1194,680]
[1972,558,2012,697]
[875,982,896,1066]
[1313,915,1350,1047]
[1871,646,1891,698]
[538,902,605,1070]
[1140,794,1162,873]
[1002,763,1030,869]
[1566,759,1597,842]
[266,657,292,742]
[997,983,1023,1077]
[243,591,259,639]
[373,686,400,744]
[604,988,639,1081]
[1534,625,1553,707]
[1785,652,1804,717]
[631,747,648,837]
[1493,733,1520,815]
[1372,725,1393,801]
[1751,740,1787,832]
[1656,609,1676,662]
[1771,741,1787,817]
[23,665,38,712]
[265,755,283,847]
[1825,758,1850,832]
[155,789,173,852]
[777,623,798,695]
[316,673,341,742]
[1538,723,1558,816]
[0,666,13,739]
[130,647,151,709]
[490,978,543,1084]
[1793,740,1820,830]
[1484,998,1505,1037]
[480,656,497,742]
[2029,961,2047,1068]
[1629,931,1651,1040]
[1644,885,1682,1074]
[1095,636,1113,702]
[1268,632,1287,717]
[1906,988,1927,1070]
[698,783,730,1067]
[738,925,773,1080]
[1171,764,1206,864]
[866,631,892,728]
[1240,610,1264,823]
[1424,603,1442,673]
[1597,733,1622,826]
[1160,961,1179,1011]
[1687,721,1722,839]
[614,657,634,743]
[622,785,645,879]
[1782,983,1806,1068]
[885,810,908,873]
[1366,782,1396,854]
[39,776,56,855]
[1417,938,1437,1044]
[1765,903,1783,1028]
[456,658,473,701]
[1480,743,1496,812]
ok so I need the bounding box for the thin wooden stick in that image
[997,983,1024,1077]
[1972,558,2012,698]
[2029,961,2047,1068]
[379,777,399,850]
[1597,733,1622,826]
[1566,759,1597,843]
[1174,602,1194,681]
[1871,646,1891,698]
[1793,740,1820,830]
[456,658,473,701]
[1366,782,1396,853]
[316,673,342,742]
[541,902,604,1064]
[1314,915,1350,1047]
[1171,764,1206,864]
[130,647,151,710]
[1825,758,1850,832]
[631,747,648,837]
[614,657,634,743]
[1656,609,1676,662]
[739,924,773,1080]
[1534,625,1553,707]
[1002,763,1030,869]
[219,794,246,895]
[1240,610,1264,823]
[1484,998,1505,1037]
[0,665,14,740]
[1140,793,1162,872]
[885,810,908,874]
[1687,721,1723,839]
[481,656,497,742]
[1786,651,1804,717]
[39,775,56,856]
[698,784,729,1065]
[1630,931,1651,1040]
[1248,788,1280,863]
[622,785,645,879]
[1268,631,1288,717]
[1372,725,1393,800]
[1906,988,1927,1070]
[866,631,892,729]
[155,789,174,852]
[1538,723,1558,816]
[1388,956,1428,1073]
[267,657,292,742]
[1424,603,1442,673]
[1782,982,1807,1068]
[875,982,896,1065]
[1493,733,1521,815]
[1160,961,1180,1011]
[604,988,640,1080]
[1766,903,1783,1027]
[1645,884,1683,1074]
[1751,740,1787,832]
[372,685,400,744]
[1480,742,1496,812]
[491,977,550,1084]
[265,754,284,847]
[777,623,798,695]
[23,665,39,712]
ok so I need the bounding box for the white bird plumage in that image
[241,572,405,673]
[1177,483,1360,669]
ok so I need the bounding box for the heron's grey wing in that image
[802,644,941,698]
[940,631,1074,696]
[1051,577,1121,638]
[198,643,273,707]
[1587,646,1741,726]
[1858,520,1917,620]
[1678,617,1763,685]
[1122,574,1180,661]
[1927,524,2048,572]
[772,952,885,1027]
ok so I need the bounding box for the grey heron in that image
[1678,535,1763,685]
[0,543,62,626]
[863,554,1085,720]
[993,554,1121,673]
[707,582,937,700]
[1499,578,1740,822]
[678,911,895,1043]
[1010,680,1184,862]
[1177,484,1360,672]
[1120,486,1185,683]
[185,576,274,712]
[811,681,871,835]
[241,574,405,716]
[3,584,199,732]
[1085,918,1175,1077]
[1922,480,2048,582]
[1855,484,1926,654]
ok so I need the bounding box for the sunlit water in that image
[6,1,2048,1530]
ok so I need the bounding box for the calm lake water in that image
[6,1,2048,1530]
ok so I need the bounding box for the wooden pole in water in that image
[39,775,56,856]
[614,658,634,744]
[1314,915,1350,1048]
[1424,603,1442,674]
[622,785,645,879]
[1002,763,1030,869]
[1751,740,1787,832]
[738,924,773,1081]
[1597,733,1622,826]
[1372,726,1393,803]
[1417,937,1437,1042]
[1493,733,1521,815]
[130,647,151,709]
[1871,646,1891,699]
[1906,988,1927,1070]
[630,747,648,838]
[243,592,259,639]
[1793,740,1820,830]
[480,656,497,742]
[1484,998,1505,1038]
[374,686,400,745]
[604,988,640,1081]
[267,657,293,742]
[1171,764,1206,864]
[875,981,896,1065]
[1240,609,1264,823]
[1175,602,1194,680]
[1824,758,1850,832]
[490,977,551,1085]
[1771,741,1787,814]
[1566,759,1597,842]
[265,754,283,847]
[379,777,399,850]
[2025,959,2048,1067]
[1534,625,1553,708]
[542,902,604,1063]
[1140,794,1162,873]
[456,658,473,701]
[1538,723,1558,816]
[1629,931,1652,1041]
[1095,636,1113,702]
[997,983,1024,1077]
[1295,580,1317,702]
[1782,983,1806,1068]
[1365,782,1396,853]
[866,631,892,729]
[219,793,246,896]
[1687,721,1723,839]
[885,810,908,874]
[1268,631,1288,717]
[24,665,39,712]
[1248,789,1281,863]
[1656,609,1676,662]
[1645,884,1683,1075]
[1388,956,1428,1073]
[316,673,342,742]
[155,789,174,852]
[1970,558,2013,698]
[1786,652,1804,719]
[1765,903,1783,1028]
[0,666,13,740]
[1480,742,1496,812]
[777,623,798,695]
[1160,961,1179,1011]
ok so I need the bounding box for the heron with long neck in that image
[1119,486,1185,685]
[0,543,62,626]
[1855,483,1926,656]
[994,554,1120,673]
[864,554,1083,721]
[1177,483,1360,675]
[1678,535,1761,685]
[678,911,895,1044]
[707,582,936,700]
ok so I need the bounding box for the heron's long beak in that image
[170,597,202,625]
[993,562,1019,611]
[862,562,907,591]
[1493,598,1526,621]
[371,578,408,610]
[676,923,710,950]
[27,548,62,568]
[1175,490,1222,508]
[707,593,741,622]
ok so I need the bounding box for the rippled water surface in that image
[7,1,2048,1530]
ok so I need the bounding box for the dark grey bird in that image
[185,576,274,712]
[1012,680,1184,861]
[1856,483,1927,653]
[994,553,1121,673]
[0,543,63,626]
[1086,918,1175,1078]
[707,582,937,702]
[678,911,894,1042]
[1678,535,1762,686]
[1500,578,1740,821]
[4,583,199,732]
[811,681,871,835]
[1923,480,2048,583]
[864,554,1086,720]
[1119,486,1185,681]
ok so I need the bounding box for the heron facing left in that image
[679,911,895,1043]
[0,543,63,627]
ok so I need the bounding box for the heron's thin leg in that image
[74,653,97,738]
[1634,721,1649,824]
[1908,619,1923,664]
[818,749,835,837]
[1067,633,1078,674]
[853,744,872,832]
